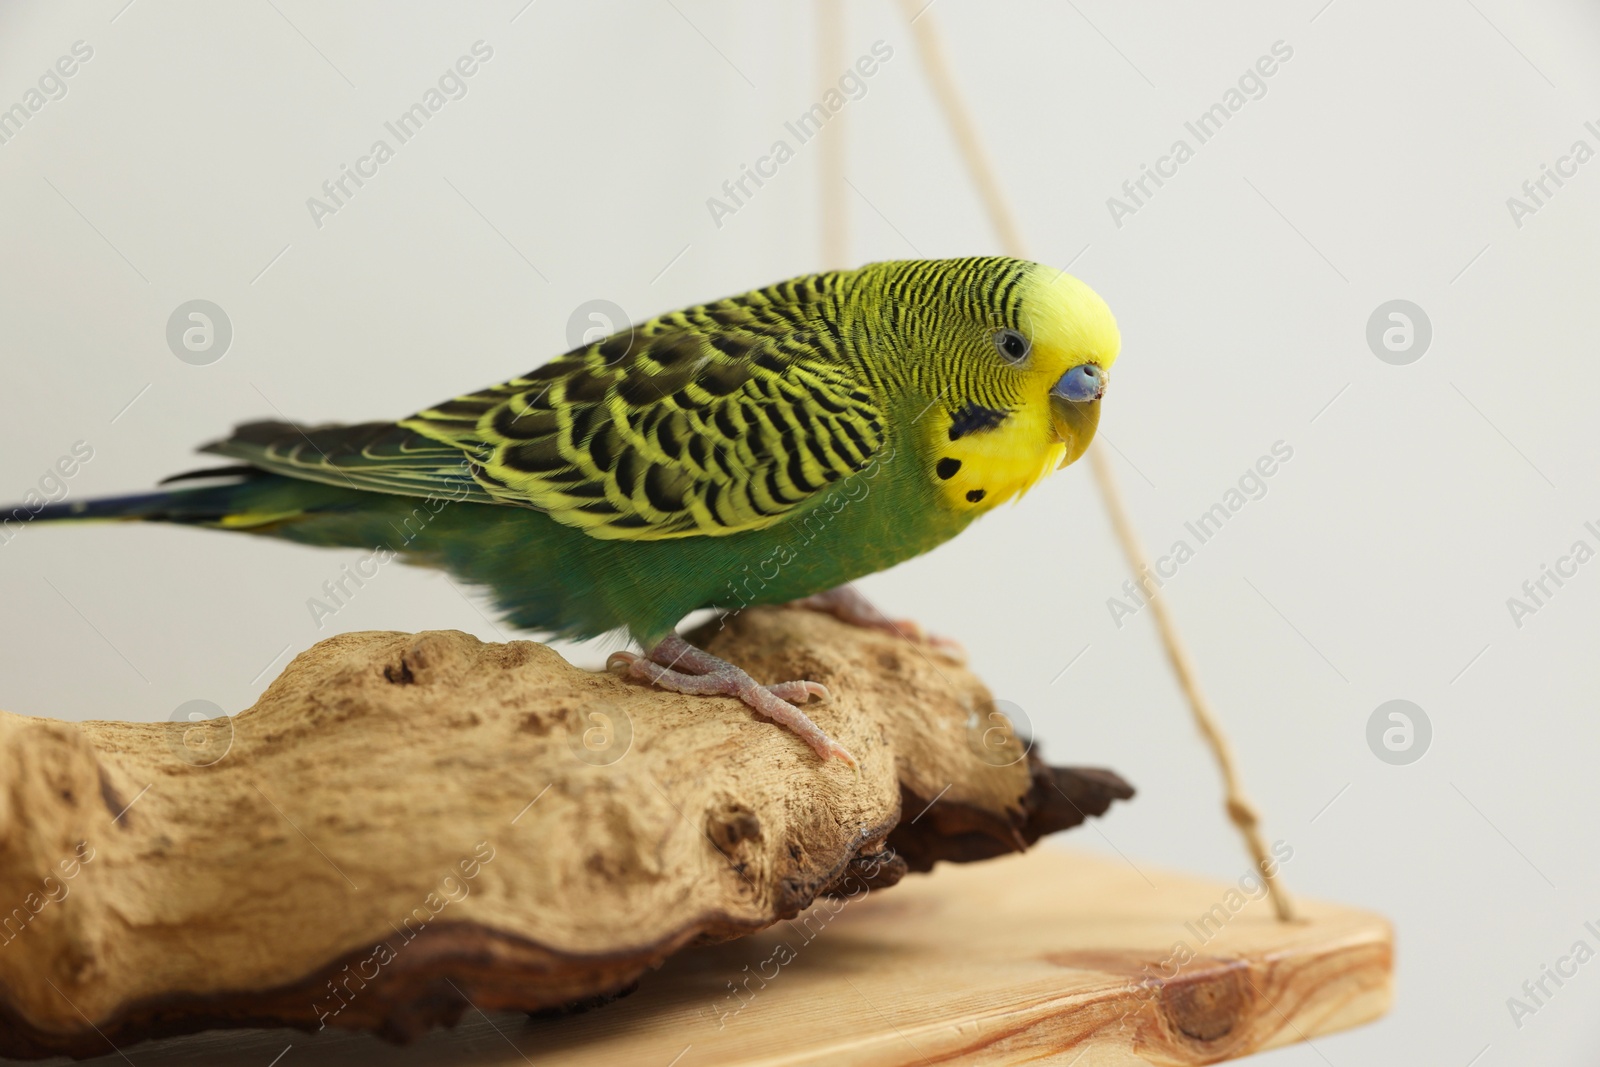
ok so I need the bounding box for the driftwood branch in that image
[0,606,1130,1058]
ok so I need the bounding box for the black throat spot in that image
[947,403,1009,441]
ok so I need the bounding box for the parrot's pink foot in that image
[607,635,856,767]
[788,584,966,662]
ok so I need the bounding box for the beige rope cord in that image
[888,0,1295,921]
[816,0,849,272]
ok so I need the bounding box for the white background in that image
[1,1,1597,1063]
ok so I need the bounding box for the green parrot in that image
[23,256,1119,765]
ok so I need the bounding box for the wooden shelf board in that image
[11,847,1391,1066]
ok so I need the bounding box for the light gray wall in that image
[1,1,1596,1062]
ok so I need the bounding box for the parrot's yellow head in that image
[868,257,1120,514]
[1013,265,1121,468]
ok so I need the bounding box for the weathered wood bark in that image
[0,606,1130,1059]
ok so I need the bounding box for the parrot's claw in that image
[764,679,832,704]
[607,636,856,768]
[788,585,966,662]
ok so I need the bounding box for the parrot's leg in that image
[788,584,965,661]
[607,635,855,767]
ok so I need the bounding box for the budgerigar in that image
[23,257,1119,765]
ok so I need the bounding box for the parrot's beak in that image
[1049,363,1106,468]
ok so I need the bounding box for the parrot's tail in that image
[11,463,637,641]
[14,468,341,531]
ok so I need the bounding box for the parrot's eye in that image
[993,329,1030,363]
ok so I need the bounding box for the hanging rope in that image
[817,0,849,271]
[894,0,1294,921]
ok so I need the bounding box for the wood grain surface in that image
[10,847,1391,1066]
